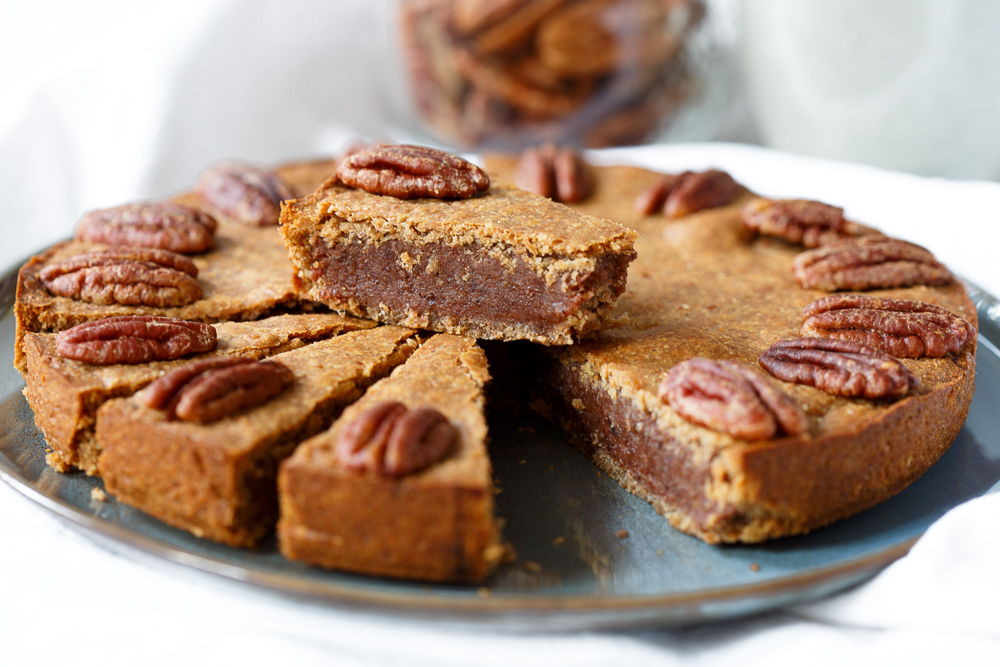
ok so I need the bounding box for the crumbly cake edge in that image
[19,317,379,477]
[280,212,634,345]
[540,340,977,543]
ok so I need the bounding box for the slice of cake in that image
[97,326,419,547]
[21,313,374,475]
[487,153,978,543]
[279,144,637,345]
[14,159,335,372]
[277,333,504,583]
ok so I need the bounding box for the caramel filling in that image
[308,236,631,333]
[541,355,740,534]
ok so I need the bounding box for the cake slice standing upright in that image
[279,145,637,345]
[278,333,504,583]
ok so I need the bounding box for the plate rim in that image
[2,252,997,627]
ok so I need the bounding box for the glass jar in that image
[740,0,1000,179]
[395,0,720,150]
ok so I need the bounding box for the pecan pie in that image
[279,145,637,346]
[486,153,977,543]
[12,143,978,583]
[97,326,420,547]
[278,334,504,583]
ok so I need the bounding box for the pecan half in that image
[468,0,567,55]
[453,47,593,119]
[741,198,858,248]
[140,356,293,423]
[140,356,245,410]
[801,295,976,358]
[535,0,683,77]
[38,248,202,307]
[634,172,689,214]
[337,144,490,199]
[659,358,808,440]
[56,316,217,365]
[793,236,951,291]
[634,169,741,218]
[451,0,527,36]
[335,401,458,477]
[195,161,294,226]
[513,143,592,203]
[665,169,741,219]
[759,337,918,400]
[76,202,216,254]
[41,247,198,279]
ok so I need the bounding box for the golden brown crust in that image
[13,159,339,373]
[97,326,420,547]
[290,177,636,255]
[21,314,375,476]
[712,351,974,540]
[487,155,978,543]
[279,177,637,345]
[278,334,503,583]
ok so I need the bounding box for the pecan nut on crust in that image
[801,295,976,359]
[759,337,918,400]
[139,356,293,423]
[634,169,741,219]
[634,171,688,215]
[195,161,294,226]
[741,198,859,248]
[55,316,217,365]
[38,248,202,307]
[334,401,458,477]
[513,143,593,203]
[75,202,217,254]
[793,235,951,291]
[659,358,808,440]
[337,144,490,200]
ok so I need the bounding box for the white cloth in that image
[2,2,1000,664]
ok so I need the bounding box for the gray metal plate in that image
[1,259,998,630]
